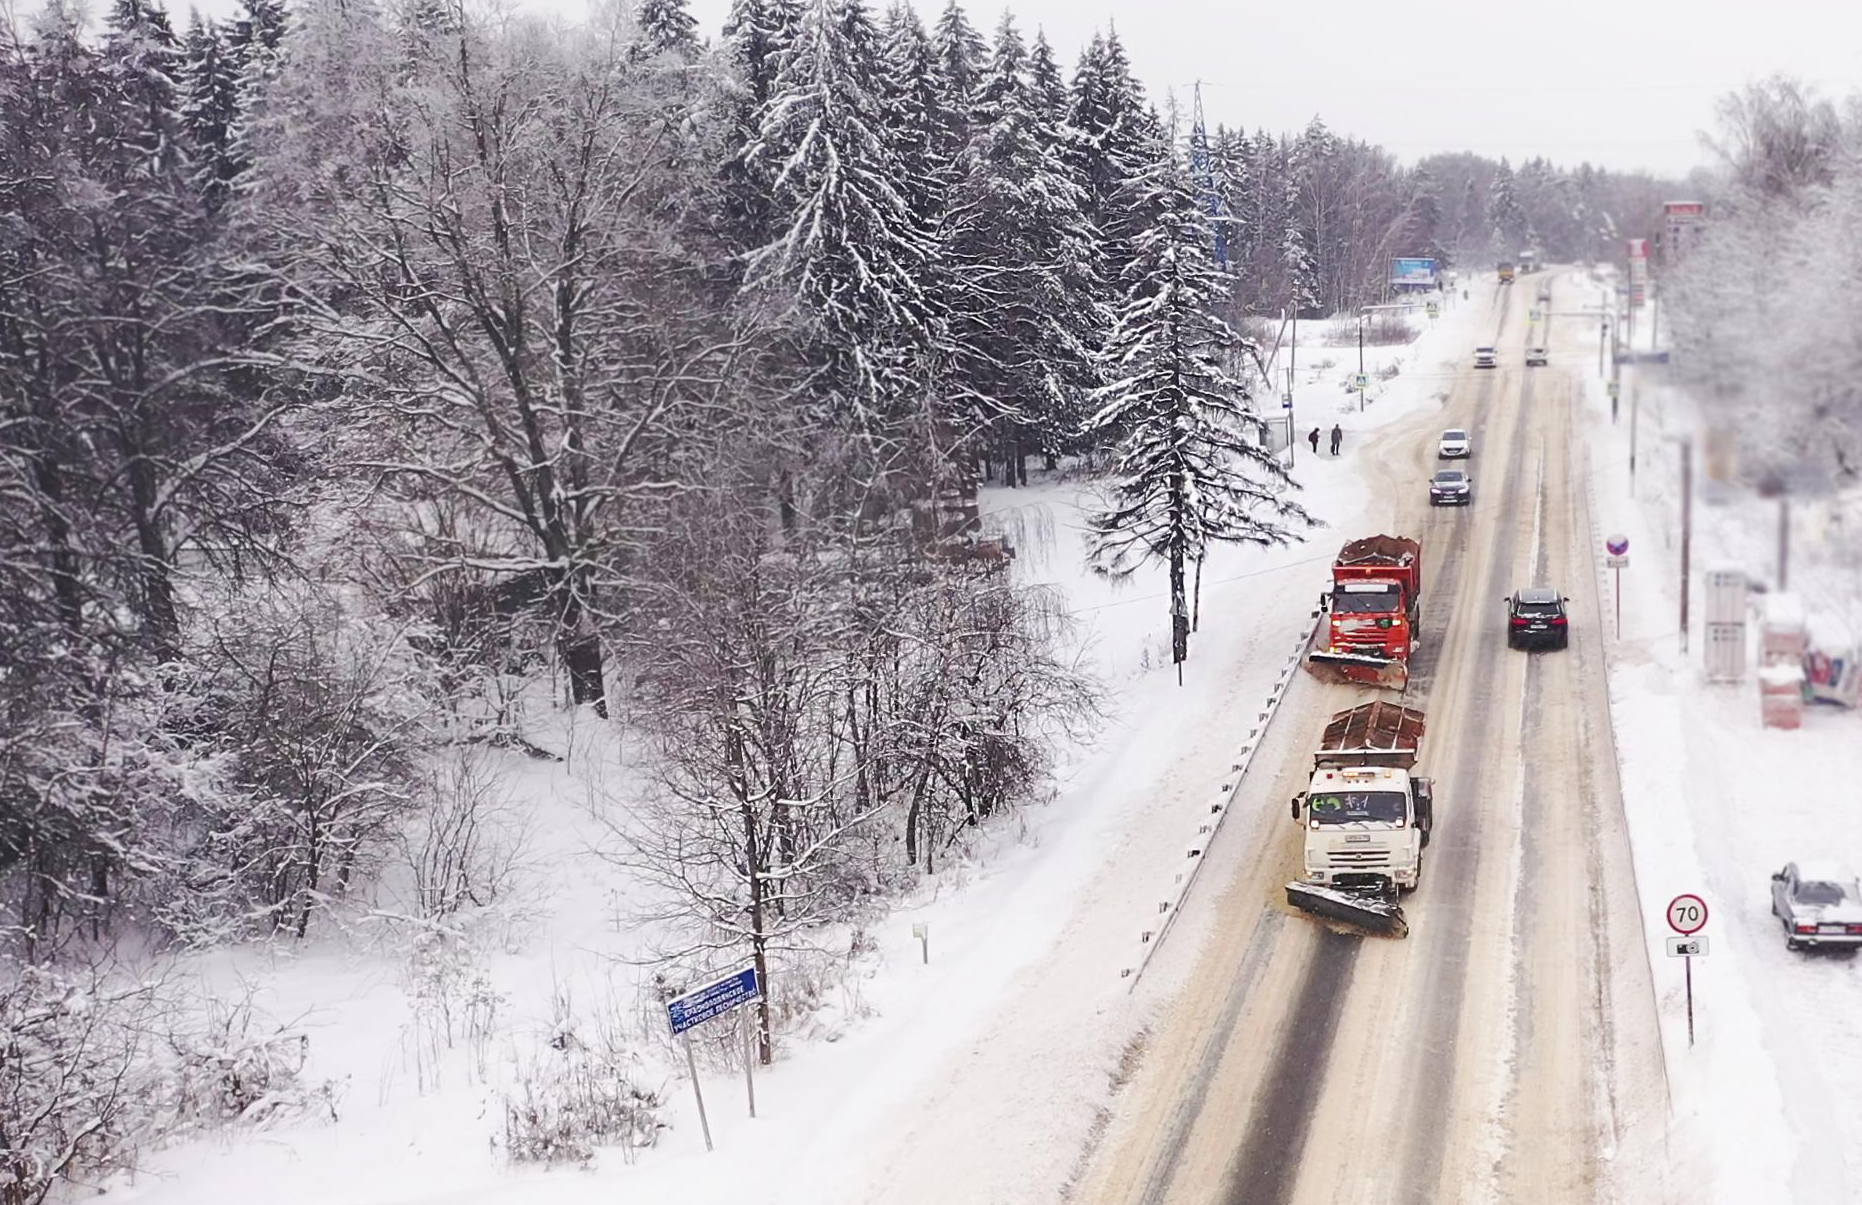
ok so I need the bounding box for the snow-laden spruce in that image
[1086,121,1311,672]
[942,12,1107,483]
[745,0,935,434]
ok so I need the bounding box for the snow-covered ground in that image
[1582,273,1862,1204]
[100,290,1486,1205]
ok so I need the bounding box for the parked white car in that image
[1772,862,1862,951]
[1473,346,1497,368]
[1438,429,1471,459]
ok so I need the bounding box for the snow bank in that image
[1581,280,1862,1204]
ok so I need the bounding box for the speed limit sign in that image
[1667,894,1709,935]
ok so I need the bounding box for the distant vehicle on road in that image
[1496,262,1516,284]
[1519,251,1539,273]
[1438,429,1471,459]
[1772,863,1862,951]
[1536,284,1553,304]
[1505,588,1568,650]
[1429,469,1471,507]
[1526,346,1549,366]
[1473,345,1497,368]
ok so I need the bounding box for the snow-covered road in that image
[1076,270,1669,1205]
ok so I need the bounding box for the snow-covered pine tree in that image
[635,0,699,57]
[181,13,241,209]
[1282,167,1318,313]
[1287,115,1337,310]
[1396,164,1446,268]
[745,0,934,437]
[1025,28,1067,126]
[875,3,942,231]
[925,0,985,206]
[943,12,1103,482]
[716,0,800,256]
[1066,26,1153,287]
[1458,173,1484,262]
[1490,157,1527,253]
[1025,28,1106,461]
[1087,123,1309,675]
[221,0,287,187]
[1237,127,1289,305]
[104,0,188,174]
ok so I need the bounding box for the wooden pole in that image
[1680,437,1694,654]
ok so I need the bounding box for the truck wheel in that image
[1400,853,1422,892]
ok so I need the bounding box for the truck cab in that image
[1295,765,1431,891]
[1496,262,1516,284]
[1290,703,1433,893]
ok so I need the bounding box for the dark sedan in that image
[1505,587,1568,649]
[1429,469,1472,507]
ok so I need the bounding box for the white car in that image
[1772,862,1862,951]
[1438,429,1471,459]
[1473,346,1497,368]
[1526,346,1549,367]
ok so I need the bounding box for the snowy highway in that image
[1078,275,1670,1205]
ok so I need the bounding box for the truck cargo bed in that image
[1314,701,1425,769]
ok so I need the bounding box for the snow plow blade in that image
[1304,649,1412,691]
[1284,881,1410,938]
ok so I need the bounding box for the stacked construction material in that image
[1704,564,1747,684]
[1759,592,1807,729]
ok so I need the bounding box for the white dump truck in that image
[1285,702,1433,936]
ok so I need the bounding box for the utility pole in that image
[1598,318,1607,377]
[1357,311,1366,413]
[1680,436,1693,654]
[1288,309,1298,466]
[1778,496,1791,591]
[1628,380,1639,495]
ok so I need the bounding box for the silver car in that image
[1771,862,1862,951]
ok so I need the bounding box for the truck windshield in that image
[1333,588,1400,614]
[1308,791,1407,824]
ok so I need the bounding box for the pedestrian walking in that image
[1329,424,1343,456]
[1308,427,1321,455]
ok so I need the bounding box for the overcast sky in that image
[671,0,1859,179]
[75,0,1859,177]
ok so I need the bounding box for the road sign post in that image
[1666,894,1708,1049]
[1606,535,1630,637]
[667,966,763,1145]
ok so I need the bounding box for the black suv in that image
[1506,588,1569,650]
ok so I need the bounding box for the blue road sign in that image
[668,966,759,1036]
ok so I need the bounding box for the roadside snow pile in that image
[1583,298,1862,1204]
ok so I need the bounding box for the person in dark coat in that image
[1329,424,1343,455]
[1308,427,1321,454]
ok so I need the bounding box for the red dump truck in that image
[1304,535,1423,691]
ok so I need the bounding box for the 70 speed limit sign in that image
[1667,894,1709,935]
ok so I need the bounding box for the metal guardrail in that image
[1120,606,1324,987]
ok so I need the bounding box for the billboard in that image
[1627,238,1649,308]
[1389,257,1438,287]
[1664,200,1707,265]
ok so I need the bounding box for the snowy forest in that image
[0,0,1680,1192]
[1666,77,1862,495]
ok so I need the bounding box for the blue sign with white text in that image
[667,966,760,1035]
[1389,257,1438,287]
